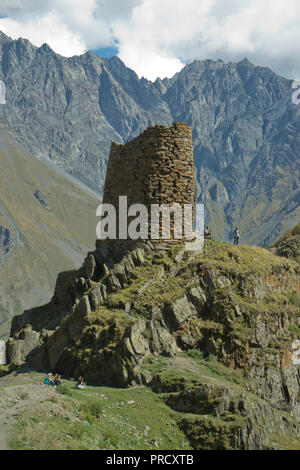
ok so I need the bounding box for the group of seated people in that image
[43,373,85,389]
[43,373,62,386]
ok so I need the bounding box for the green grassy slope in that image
[268,222,300,263]
[2,352,300,450]
[0,369,191,450]
[202,173,300,246]
[0,128,101,339]
[3,238,300,449]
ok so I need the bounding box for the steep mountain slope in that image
[0,125,100,340]
[269,222,300,263]
[0,31,299,246]
[5,238,300,449]
[0,31,172,192]
[161,60,300,245]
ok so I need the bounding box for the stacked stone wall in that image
[102,122,195,243]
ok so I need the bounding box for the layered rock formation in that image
[5,235,300,448]
[0,340,5,364]
[0,226,14,256]
[270,223,300,263]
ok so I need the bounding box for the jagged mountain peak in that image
[0,31,298,248]
[39,42,55,54]
[0,30,11,43]
[238,56,254,66]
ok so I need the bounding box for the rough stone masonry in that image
[102,122,196,245]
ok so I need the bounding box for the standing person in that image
[233,227,241,245]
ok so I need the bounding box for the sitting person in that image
[204,225,213,239]
[53,373,62,386]
[44,373,55,386]
[75,376,85,389]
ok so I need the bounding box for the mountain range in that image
[0,30,299,337]
[0,30,300,450]
[0,30,299,247]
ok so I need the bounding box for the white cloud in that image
[0,0,300,80]
[114,0,300,80]
[0,13,86,57]
[114,0,217,79]
[0,0,116,55]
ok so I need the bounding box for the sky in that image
[0,0,299,81]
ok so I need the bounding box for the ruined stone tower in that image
[101,122,195,248]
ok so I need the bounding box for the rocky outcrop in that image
[273,235,300,263]
[178,392,300,450]
[149,368,300,450]
[34,190,49,210]
[6,239,300,413]
[0,340,5,364]
[6,325,40,364]
[0,226,15,256]
[4,239,300,447]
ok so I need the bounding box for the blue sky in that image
[92,46,119,59]
[0,0,299,81]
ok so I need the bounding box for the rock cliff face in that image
[0,226,15,256]
[6,236,300,449]
[0,340,5,364]
[0,31,299,245]
[270,223,300,263]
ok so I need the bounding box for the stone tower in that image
[101,122,195,247]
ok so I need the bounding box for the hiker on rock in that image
[204,225,213,240]
[233,227,241,245]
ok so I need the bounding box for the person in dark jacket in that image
[53,373,62,386]
[233,227,241,245]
